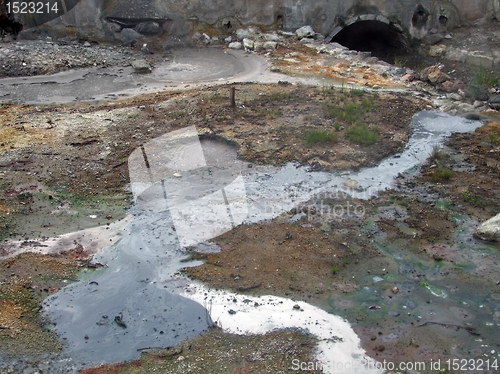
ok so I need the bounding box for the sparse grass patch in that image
[469,65,499,99]
[345,123,378,145]
[304,129,337,145]
[394,56,407,68]
[431,167,453,181]
[324,97,374,124]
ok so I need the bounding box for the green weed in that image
[431,167,453,181]
[345,123,378,145]
[304,130,337,145]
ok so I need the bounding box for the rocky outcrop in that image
[474,213,500,241]
[10,0,499,44]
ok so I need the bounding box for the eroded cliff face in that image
[5,0,500,44]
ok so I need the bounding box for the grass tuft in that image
[304,130,337,145]
[345,123,378,145]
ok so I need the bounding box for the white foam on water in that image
[182,283,382,374]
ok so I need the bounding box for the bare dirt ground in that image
[0,20,500,374]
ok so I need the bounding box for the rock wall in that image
[10,0,500,42]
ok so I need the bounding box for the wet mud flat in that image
[0,69,498,372]
[0,81,427,372]
[185,119,500,370]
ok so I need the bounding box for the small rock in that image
[135,21,161,36]
[444,34,452,39]
[131,59,151,74]
[228,309,236,315]
[457,103,475,112]
[293,304,301,310]
[295,25,315,39]
[224,36,232,43]
[263,41,278,50]
[236,29,250,40]
[391,287,399,294]
[263,33,280,42]
[420,65,450,84]
[299,38,315,44]
[228,41,242,50]
[474,213,500,241]
[446,93,462,101]
[474,100,485,108]
[173,173,182,178]
[243,38,254,51]
[120,28,142,42]
[83,41,91,47]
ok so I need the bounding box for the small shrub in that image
[431,167,453,181]
[469,65,499,99]
[305,130,337,145]
[490,133,499,145]
[345,123,378,145]
[331,266,338,274]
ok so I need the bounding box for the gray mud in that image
[0,48,267,104]
[19,111,484,372]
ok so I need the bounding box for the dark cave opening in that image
[0,14,23,37]
[331,20,408,63]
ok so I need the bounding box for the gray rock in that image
[228,41,242,50]
[224,36,233,43]
[202,33,211,44]
[83,41,91,47]
[474,213,500,241]
[475,89,489,101]
[253,41,263,51]
[299,38,315,44]
[131,59,152,74]
[106,21,122,33]
[263,41,278,50]
[447,93,462,101]
[329,42,348,50]
[489,95,500,104]
[236,28,250,40]
[295,25,314,39]
[120,28,143,41]
[243,38,254,50]
[134,21,161,35]
[314,33,325,41]
[279,31,296,37]
[263,33,280,42]
[457,103,475,112]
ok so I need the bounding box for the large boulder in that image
[474,213,500,241]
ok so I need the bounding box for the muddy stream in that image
[0,48,496,373]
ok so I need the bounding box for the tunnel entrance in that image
[331,20,408,63]
[0,16,23,37]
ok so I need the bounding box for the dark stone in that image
[423,33,444,45]
[135,21,161,35]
